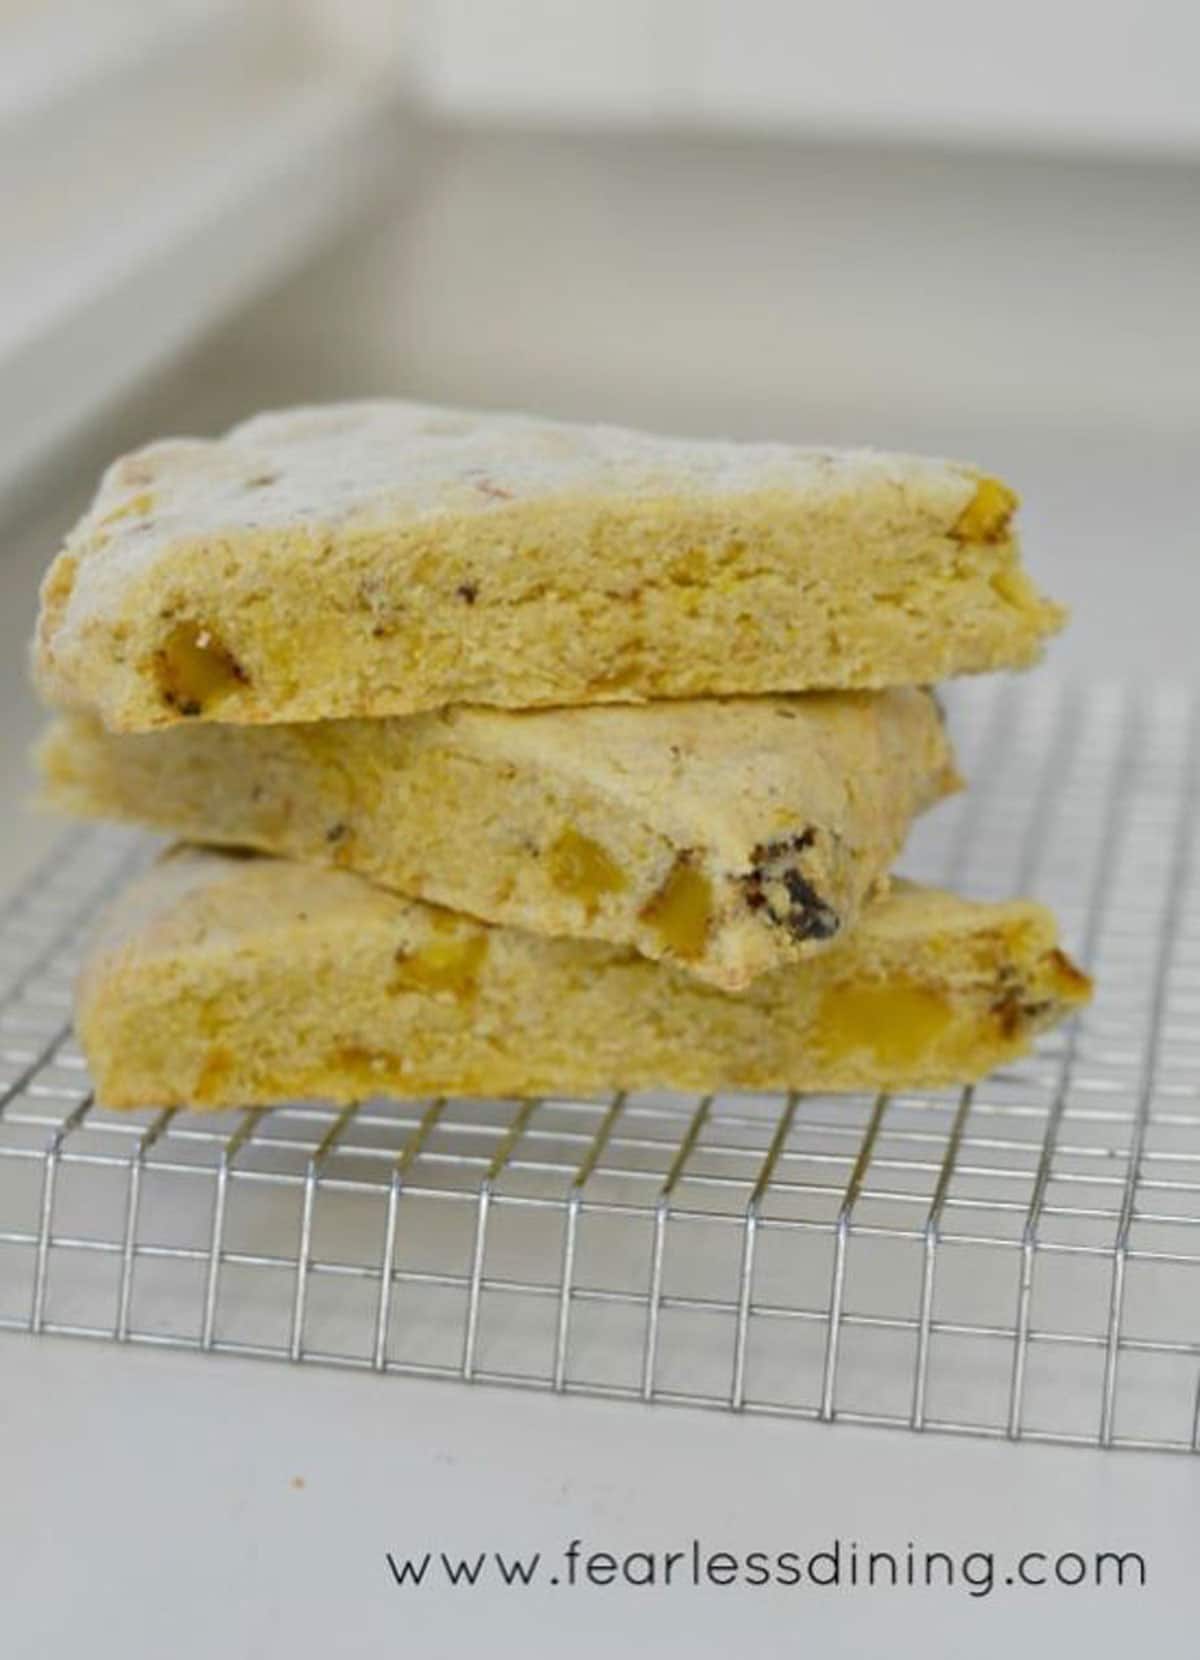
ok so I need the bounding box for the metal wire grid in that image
[1,675,1199,1451]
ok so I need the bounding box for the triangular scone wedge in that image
[41,688,957,991]
[35,401,1063,731]
[77,849,1091,1110]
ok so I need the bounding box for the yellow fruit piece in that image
[547,828,626,910]
[1046,948,1092,1001]
[952,477,1019,544]
[390,934,488,999]
[155,622,244,716]
[641,860,713,961]
[815,979,954,1070]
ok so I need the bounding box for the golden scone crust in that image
[35,401,1063,730]
[41,687,958,990]
[76,848,1092,1110]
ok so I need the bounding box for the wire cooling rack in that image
[1,675,1198,1452]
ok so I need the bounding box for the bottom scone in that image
[76,847,1091,1109]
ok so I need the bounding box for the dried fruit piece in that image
[640,858,713,961]
[154,622,245,716]
[814,980,954,1068]
[952,477,1019,544]
[1047,948,1091,999]
[547,828,626,910]
[738,830,840,942]
[390,934,488,999]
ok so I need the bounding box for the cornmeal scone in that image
[77,848,1091,1110]
[41,688,957,990]
[35,401,1063,731]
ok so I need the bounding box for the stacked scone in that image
[33,402,1090,1110]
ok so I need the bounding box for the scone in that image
[41,688,957,991]
[35,401,1063,731]
[77,847,1091,1110]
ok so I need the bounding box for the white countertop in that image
[5,1337,1199,1659]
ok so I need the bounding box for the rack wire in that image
[2,675,1198,1451]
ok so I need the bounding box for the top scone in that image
[34,401,1064,731]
